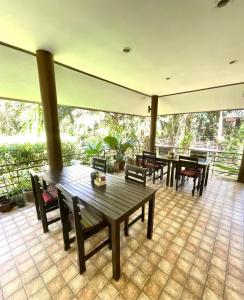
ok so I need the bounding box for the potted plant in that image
[104,135,133,170]
[22,181,34,203]
[8,186,26,208]
[0,195,14,213]
[83,140,104,164]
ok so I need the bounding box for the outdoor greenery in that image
[0,141,82,196]
[103,135,134,162]
[0,99,243,197]
[157,111,244,150]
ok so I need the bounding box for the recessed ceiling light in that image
[229,60,238,64]
[123,47,131,53]
[216,0,232,8]
[165,77,171,80]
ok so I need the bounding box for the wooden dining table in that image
[40,164,157,281]
[136,153,211,195]
[170,157,211,196]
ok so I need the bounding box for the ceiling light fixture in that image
[123,47,131,53]
[229,59,238,64]
[216,0,232,8]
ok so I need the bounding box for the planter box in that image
[0,196,14,213]
[119,161,125,170]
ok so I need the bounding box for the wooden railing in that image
[155,145,242,179]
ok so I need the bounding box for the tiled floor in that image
[0,176,243,300]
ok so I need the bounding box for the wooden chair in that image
[190,150,207,159]
[124,164,147,236]
[92,157,106,173]
[30,172,60,233]
[176,156,202,196]
[57,184,111,274]
[158,146,173,155]
[142,151,163,184]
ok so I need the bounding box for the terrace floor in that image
[0,176,243,300]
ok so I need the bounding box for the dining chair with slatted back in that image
[158,146,173,156]
[92,157,107,173]
[142,151,162,184]
[57,184,111,274]
[30,171,60,233]
[124,164,147,236]
[190,150,207,159]
[176,156,202,196]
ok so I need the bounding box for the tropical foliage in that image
[0,98,244,195]
[103,135,134,161]
[0,141,81,195]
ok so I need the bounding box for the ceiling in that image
[1,0,244,96]
[0,0,243,115]
[0,45,149,115]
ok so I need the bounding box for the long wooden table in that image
[41,164,156,280]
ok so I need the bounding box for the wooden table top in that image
[136,153,211,167]
[41,165,156,223]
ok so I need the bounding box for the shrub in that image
[0,141,81,195]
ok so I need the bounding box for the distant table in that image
[136,154,210,195]
[41,164,156,281]
[170,157,211,196]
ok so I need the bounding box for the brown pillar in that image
[149,95,158,152]
[237,149,244,183]
[36,50,63,170]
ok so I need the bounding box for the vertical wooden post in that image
[237,149,244,183]
[149,95,158,152]
[36,50,63,170]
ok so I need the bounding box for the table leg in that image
[200,166,206,196]
[166,162,170,186]
[170,163,175,187]
[147,194,155,239]
[111,221,120,281]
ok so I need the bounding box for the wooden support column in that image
[237,149,244,183]
[149,95,158,152]
[36,50,63,170]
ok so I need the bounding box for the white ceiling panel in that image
[55,64,149,115]
[0,44,149,115]
[158,84,244,115]
[1,0,244,116]
[0,0,244,96]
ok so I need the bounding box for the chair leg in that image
[39,203,48,233]
[76,229,86,274]
[124,218,129,236]
[63,221,71,251]
[141,205,145,222]
[197,175,201,191]
[192,178,196,196]
[160,167,163,181]
[34,199,41,220]
[181,175,185,186]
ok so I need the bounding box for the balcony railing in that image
[155,145,242,179]
[0,146,242,196]
[0,153,87,196]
